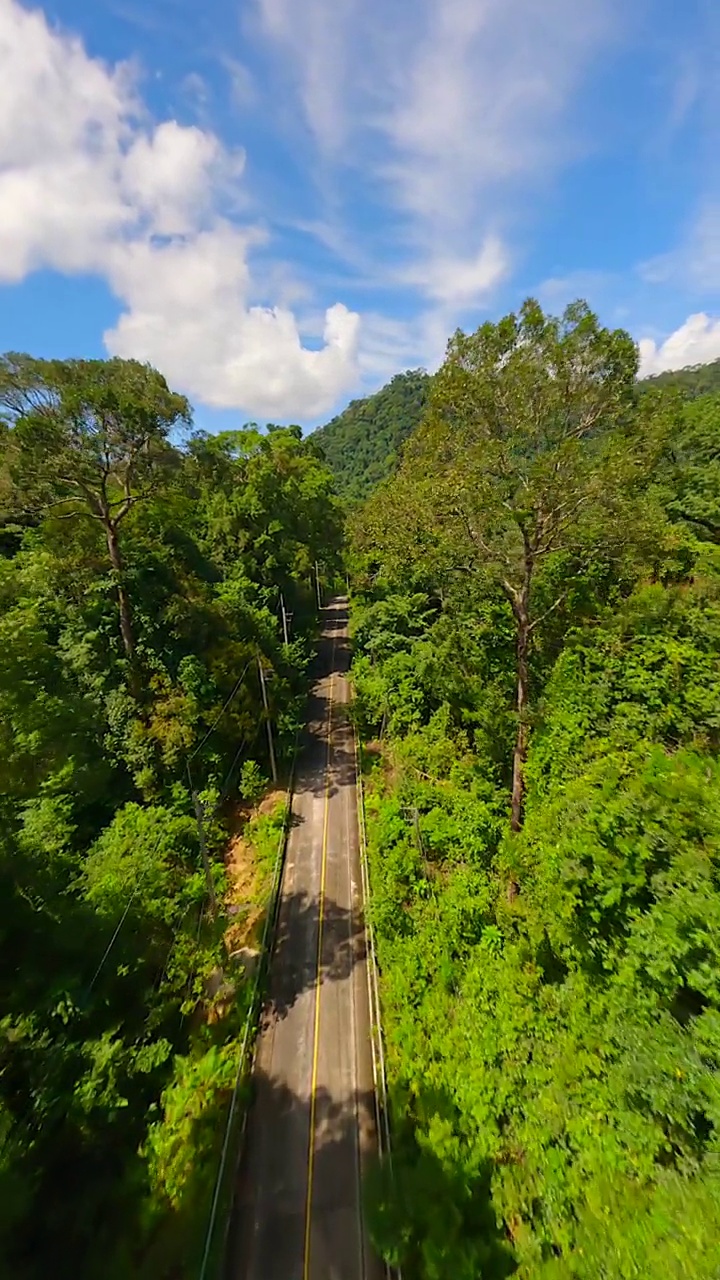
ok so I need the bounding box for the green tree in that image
[661,393,720,542]
[0,355,190,685]
[362,299,644,830]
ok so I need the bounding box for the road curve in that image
[225,598,383,1280]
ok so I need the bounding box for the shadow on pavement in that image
[226,1070,379,1280]
[226,1071,518,1280]
[263,889,367,1024]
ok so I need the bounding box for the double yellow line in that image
[302,641,336,1280]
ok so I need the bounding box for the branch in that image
[674,509,720,537]
[501,577,521,616]
[42,497,101,522]
[55,474,105,520]
[451,504,514,571]
[113,485,155,522]
[9,495,102,524]
[535,494,593,557]
[528,557,594,633]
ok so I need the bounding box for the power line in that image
[187,657,254,765]
[150,898,197,999]
[86,833,172,997]
[257,655,278,784]
[186,657,258,915]
[87,882,142,993]
[206,719,263,823]
[179,897,209,1024]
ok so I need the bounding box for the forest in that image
[350,300,720,1277]
[0,354,342,1277]
[1,294,720,1279]
[314,368,429,502]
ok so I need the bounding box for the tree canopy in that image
[0,357,341,1278]
[4,304,720,1279]
[349,298,720,1279]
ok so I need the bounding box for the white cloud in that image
[257,0,617,308]
[105,229,359,418]
[383,0,614,229]
[121,121,233,237]
[638,313,720,377]
[536,269,616,309]
[639,205,720,292]
[257,0,357,153]
[0,0,360,418]
[219,56,258,110]
[403,236,509,306]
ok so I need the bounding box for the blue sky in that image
[0,0,719,430]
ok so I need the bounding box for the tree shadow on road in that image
[296,686,357,799]
[227,1073,378,1280]
[262,888,367,1024]
[225,1071,518,1280]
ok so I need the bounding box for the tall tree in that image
[360,299,643,831]
[0,355,190,688]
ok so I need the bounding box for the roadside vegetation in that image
[0,355,341,1278]
[350,300,720,1278]
[2,296,720,1279]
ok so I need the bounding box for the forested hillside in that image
[0,355,341,1278]
[643,356,720,398]
[350,300,720,1278]
[314,356,720,510]
[313,369,429,501]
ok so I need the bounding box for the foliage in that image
[0,355,338,1276]
[239,759,268,807]
[313,369,430,501]
[351,302,720,1277]
[356,298,654,830]
[641,355,720,398]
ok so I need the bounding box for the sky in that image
[0,0,719,430]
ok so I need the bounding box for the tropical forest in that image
[2,295,720,1279]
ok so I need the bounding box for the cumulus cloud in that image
[0,0,360,418]
[638,313,720,377]
[106,229,359,417]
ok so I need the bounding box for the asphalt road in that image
[226,598,383,1280]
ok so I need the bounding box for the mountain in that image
[315,355,720,505]
[641,357,720,397]
[313,368,430,501]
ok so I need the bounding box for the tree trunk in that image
[510,601,530,834]
[105,520,137,678]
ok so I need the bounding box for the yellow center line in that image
[303,624,337,1280]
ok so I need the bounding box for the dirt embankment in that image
[223,789,285,958]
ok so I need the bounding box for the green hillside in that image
[642,356,720,397]
[313,368,429,500]
[314,356,720,506]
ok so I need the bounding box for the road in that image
[225,598,383,1280]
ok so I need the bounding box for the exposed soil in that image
[223,788,286,957]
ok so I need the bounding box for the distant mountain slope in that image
[315,355,720,503]
[641,357,720,397]
[313,368,429,500]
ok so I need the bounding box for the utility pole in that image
[279,591,290,648]
[314,560,322,611]
[257,656,278,784]
[187,766,218,917]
